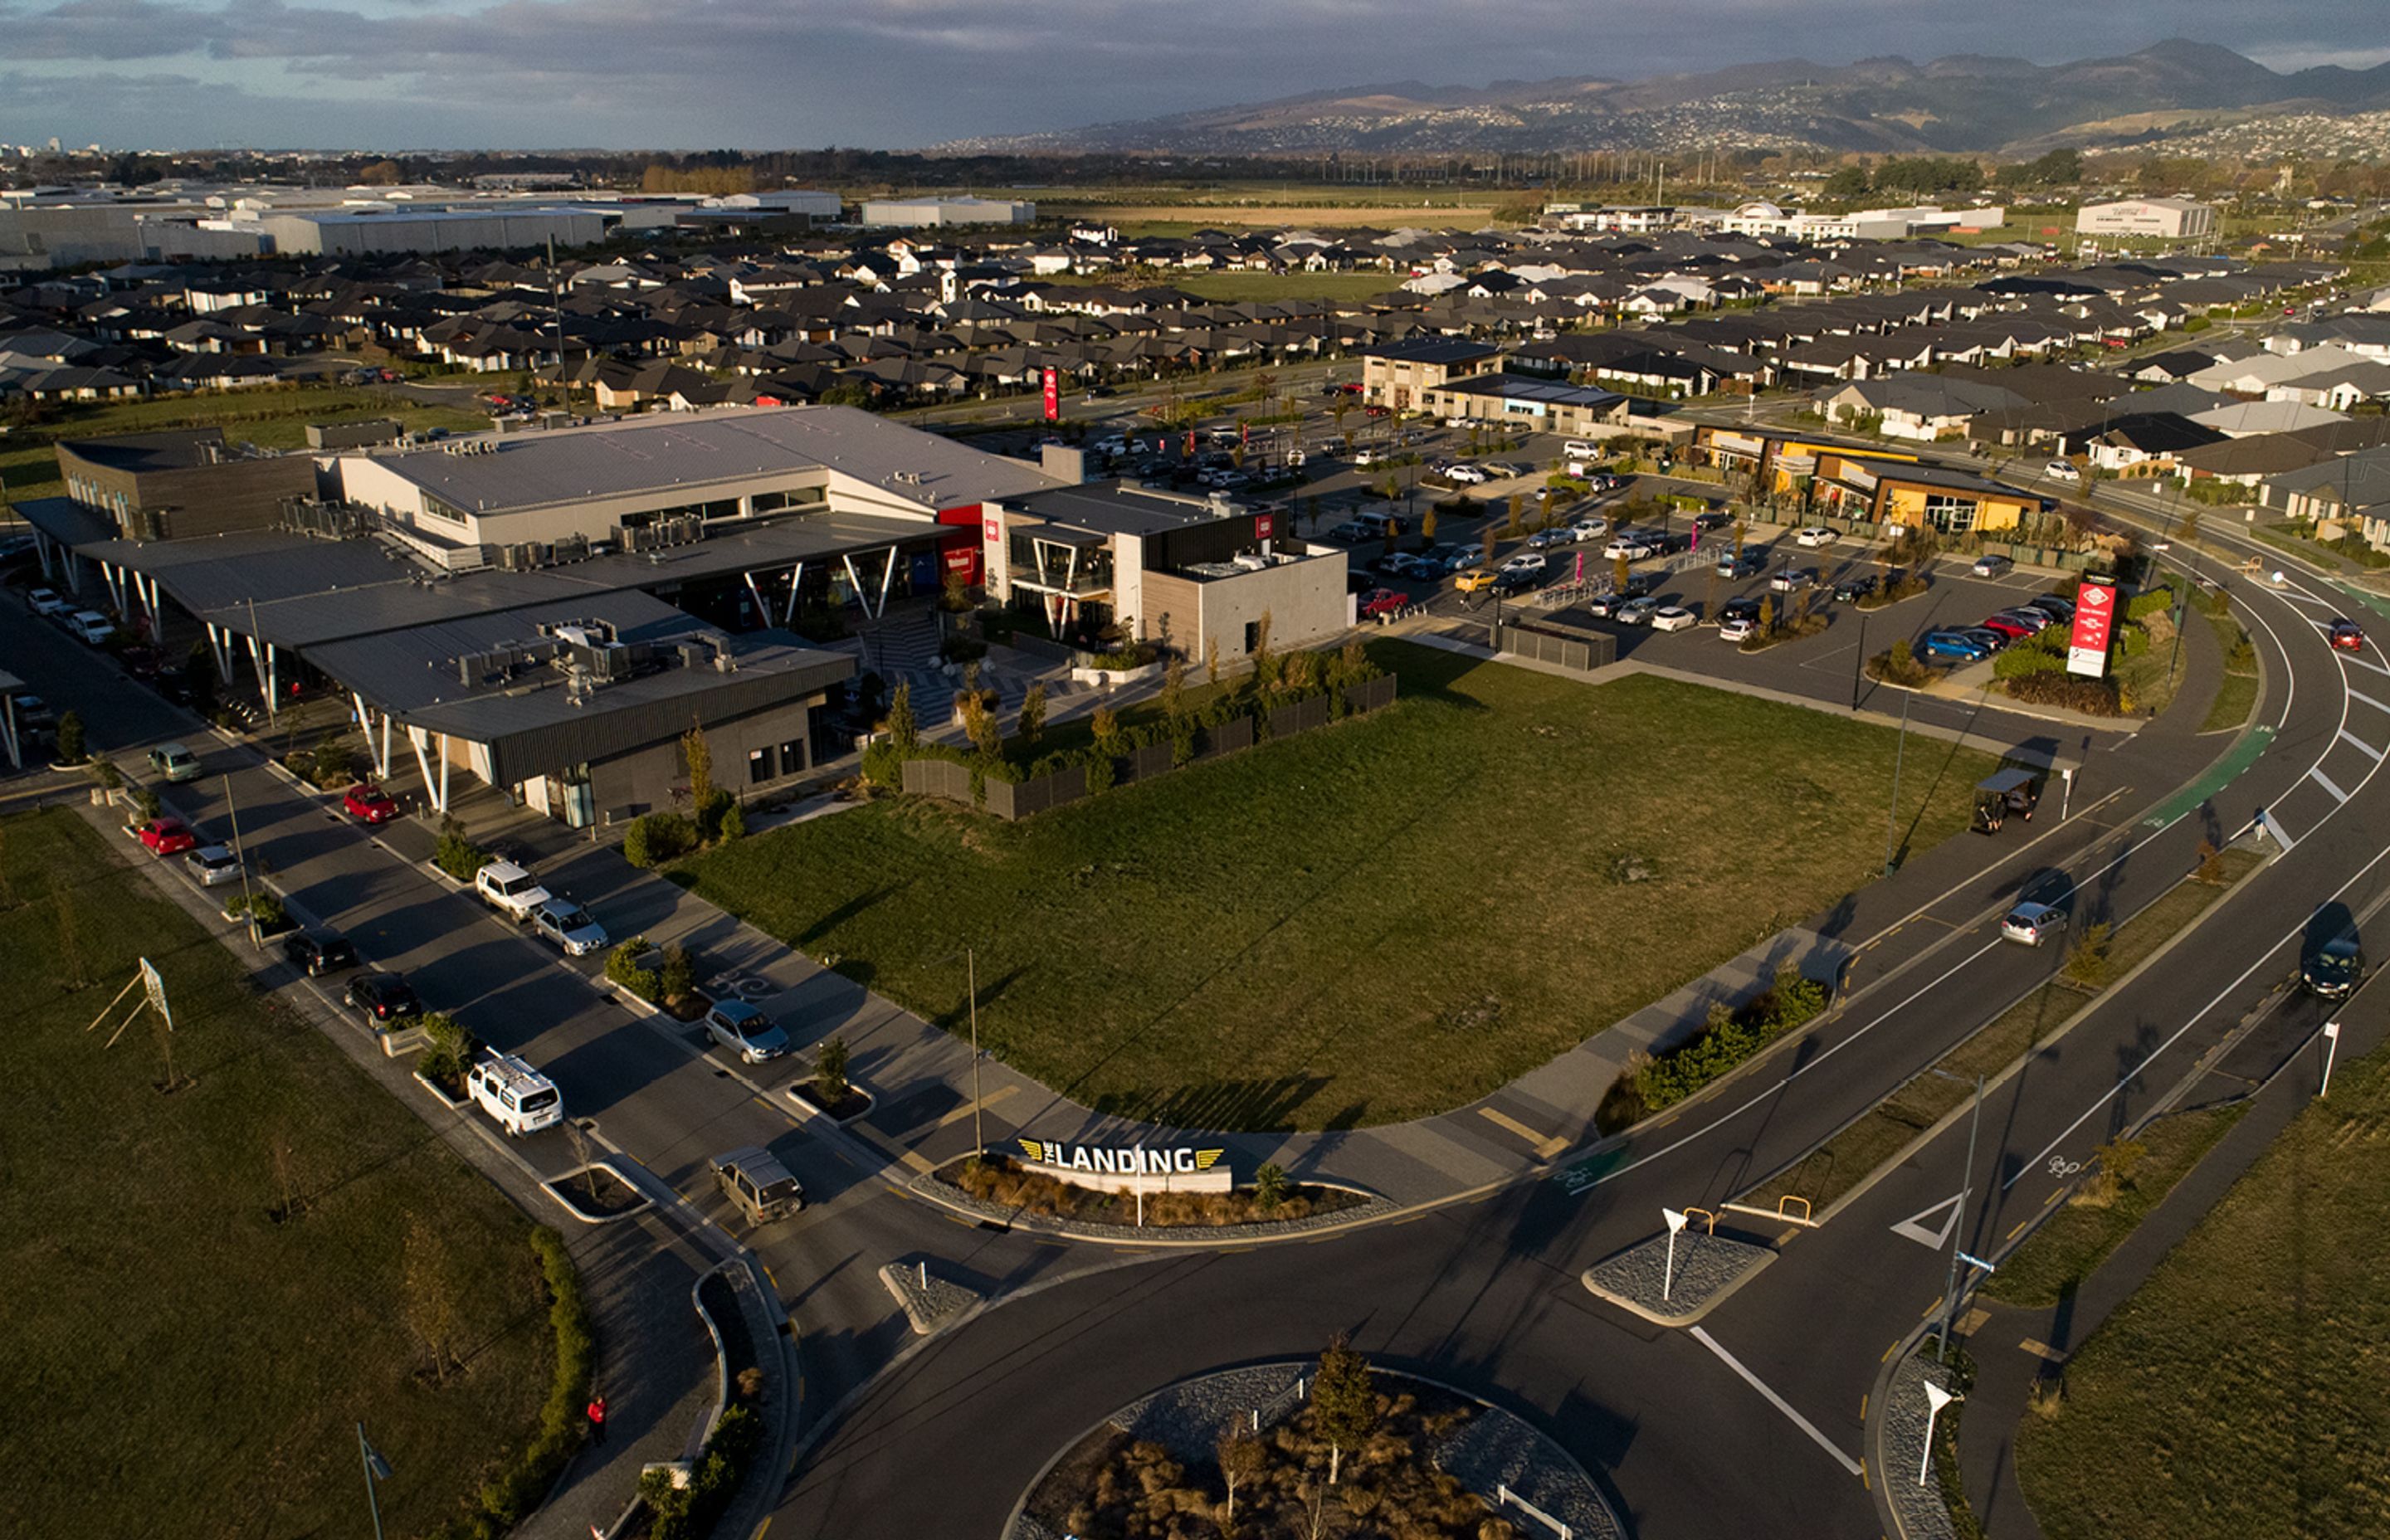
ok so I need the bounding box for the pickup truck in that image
[474,860,552,923]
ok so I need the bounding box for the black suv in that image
[2304,934,2363,1000]
[344,972,422,1023]
[283,931,359,977]
[1832,573,1880,603]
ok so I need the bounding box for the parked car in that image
[1691,511,1735,533]
[1920,630,1992,662]
[2330,620,2366,653]
[705,1000,791,1065]
[1794,527,1839,548]
[2022,595,2075,622]
[343,783,398,824]
[1955,626,2012,653]
[147,742,202,783]
[1989,608,2056,633]
[467,1051,563,1136]
[1719,615,1759,643]
[1360,587,1411,618]
[134,817,198,856]
[1351,448,1380,467]
[283,930,360,976]
[1527,528,1570,550]
[1501,553,1547,577]
[1832,573,1880,603]
[1604,534,1658,561]
[1563,439,1599,458]
[2044,460,2081,483]
[1768,568,1817,593]
[184,845,241,888]
[9,694,56,734]
[712,1145,806,1226]
[1616,597,1662,626]
[1971,553,2015,578]
[1977,615,2036,642]
[26,587,66,616]
[344,972,422,1023]
[1443,464,1490,485]
[1480,461,1522,479]
[1491,568,1539,594]
[65,610,115,646]
[1719,597,1763,626]
[1454,569,1501,594]
[1569,517,1610,543]
[531,899,610,957]
[1649,605,1699,632]
[2000,901,2065,948]
[475,860,552,923]
[1714,551,1762,579]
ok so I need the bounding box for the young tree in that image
[885,682,918,752]
[1254,1162,1288,1213]
[1204,636,1221,688]
[814,1035,851,1106]
[1421,503,1438,542]
[1310,1334,1378,1485]
[401,1215,464,1386]
[1612,551,1632,593]
[1161,653,1188,721]
[1505,493,1525,536]
[1482,524,1500,565]
[961,693,1002,761]
[1091,703,1124,757]
[55,710,85,765]
[1017,682,1047,748]
[1250,611,1275,690]
[681,719,715,810]
[1217,1426,1267,1529]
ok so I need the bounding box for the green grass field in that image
[2016,1034,2390,1538]
[0,807,554,1540]
[679,641,1991,1130]
[1041,270,1403,305]
[2,384,489,509]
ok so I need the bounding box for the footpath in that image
[1952,987,2389,1540]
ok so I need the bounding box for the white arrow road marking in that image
[1890,1192,1966,1250]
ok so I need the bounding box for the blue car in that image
[1920,630,1992,662]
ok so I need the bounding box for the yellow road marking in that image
[753,1518,773,1538]
[932,1084,1018,1129]
[1860,1393,1869,1421]
[1922,1297,1943,1319]
[2043,1188,2064,1206]
[1881,1341,1900,1363]
[1478,1106,1569,1159]
[2007,1218,2032,1240]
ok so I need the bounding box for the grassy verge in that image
[0,807,556,1540]
[2014,1035,2390,1539]
[2,384,490,506]
[2245,520,2390,572]
[2197,597,2261,734]
[680,639,1989,1131]
[1978,1104,2246,1309]
[1748,849,2259,1216]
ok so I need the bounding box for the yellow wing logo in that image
[1194,1148,1225,1170]
[1017,1138,1051,1162]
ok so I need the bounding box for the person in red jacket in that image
[586,1392,607,1445]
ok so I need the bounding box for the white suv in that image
[466,1052,563,1136]
[475,860,551,923]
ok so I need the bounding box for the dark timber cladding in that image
[55,429,323,541]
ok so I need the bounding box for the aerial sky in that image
[1,0,2386,152]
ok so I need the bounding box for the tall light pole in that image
[1934,1072,1986,1354]
[2321,1021,2343,1099]
[1882,688,1912,876]
[358,1424,392,1540]
[968,947,983,1151]
[222,772,257,949]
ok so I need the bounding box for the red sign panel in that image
[1254,513,1275,541]
[1041,368,1059,422]
[2067,580,2114,678]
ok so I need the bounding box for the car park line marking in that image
[1480,1106,1569,1158]
[1688,1327,1864,1476]
[2310,765,2350,803]
[2348,689,2390,716]
[932,1084,1017,1128]
[2339,729,2384,763]
[2009,838,2390,1190]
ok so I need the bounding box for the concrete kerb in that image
[900,1167,1404,1249]
[1797,849,2268,1232]
[1871,1326,1964,1540]
[1580,1231,1778,1328]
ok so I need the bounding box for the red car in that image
[343,783,399,824]
[136,817,198,857]
[2331,620,2365,653]
[1359,587,1411,619]
[1977,615,2036,642]
[1363,404,1392,418]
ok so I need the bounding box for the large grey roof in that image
[1010,480,1230,538]
[363,404,1061,517]
[66,509,934,649]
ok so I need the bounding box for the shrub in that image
[2004,671,2123,715]
[719,799,746,841]
[861,737,904,792]
[649,1403,765,1540]
[1631,965,1830,1114]
[1992,630,2069,680]
[416,1012,481,1080]
[694,787,734,843]
[659,943,695,1005]
[56,711,87,764]
[229,890,288,931]
[606,937,661,1001]
[623,811,696,868]
[133,787,162,825]
[2065,923,2113,988]
[432,817,487,883]
[310,737,349,788]
[1254,1162,1288,1213]
[436,1228,594,1539]
[814,1035,851,1105]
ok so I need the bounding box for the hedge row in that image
[432,1228,595,1539]
[2004,670,2124,714]
[1635,967,1832,1113]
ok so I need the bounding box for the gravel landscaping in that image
[1431,1391,1624,1540]
[877,1260,980,1335]
[915,1171,1397,1242]
[1881,1352,1962,1540]
[1111,1363,1310,1461]
[1582,1229,1775,1324]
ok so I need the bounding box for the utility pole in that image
[1934,1073,1985,1353]
[968,947,983,1152]
[222,772,257,948]
[1882,687,1911,876]
[1852,609,1868,712]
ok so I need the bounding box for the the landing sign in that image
[2067,579,2115,678]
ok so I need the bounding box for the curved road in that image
[768,513,2390,1536]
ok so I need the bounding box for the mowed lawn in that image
[1,384,488,506]
[2017,1038,2390,1539]
[0,808,554,1540]
[680,641,1990,1130]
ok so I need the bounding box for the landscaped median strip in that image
[1748,847,2263,1221]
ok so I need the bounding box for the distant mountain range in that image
[934,41,2390,158]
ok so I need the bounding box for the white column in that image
[0,694,19,771]
[438,737,451,813]
[876,545,898,617]
[245,634,278,719]
[783,562,805,626]
[407,726,443,814]
[205,622,236,683]
[380,712,393,781]
[742,569,767,624]
[33,533,55,582]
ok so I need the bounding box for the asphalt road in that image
[7,443,2376,1538]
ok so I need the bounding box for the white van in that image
[1564,440,1599,459]
[467,1052,563,1136]
[66,611,116,646]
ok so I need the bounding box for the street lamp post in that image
[1882,688,1912,877]
[1851,609,1868,713]
[1934,1072,1986,1354]
[358,1424,392,1540]
[2321,1020,2343,1099]
[968,947,983,1151]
